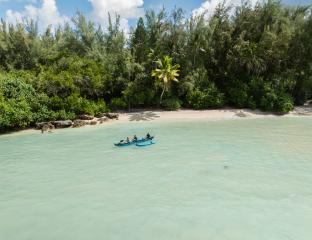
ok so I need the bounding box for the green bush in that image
[125,89,156,107]
[53,110,76,120]
[0,75,110,132]
[183,67,210,90]
[259,88,294,113]
[161,98,181,110]
[187,90,206,109]
[80,100,98,116]
[0,99,33,130]
[246,97,257,110]
[187,83,224,109]
[260,91,277,111]
[94,100,109,114]
[275,93,294,113]
[0,76,52,131]
[248,77,295,113]
[50,96,66,111]
[32,107,56,123]
[65,94,108,116]
[109,98,127,111]
[227,81,249,108]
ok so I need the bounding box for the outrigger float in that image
[136,141,155,147]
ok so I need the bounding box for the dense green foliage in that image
[0,1,312,131]
[161,98,182,111]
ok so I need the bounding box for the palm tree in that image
[152,56,180,106]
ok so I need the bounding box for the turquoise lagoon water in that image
[0,117,312,240]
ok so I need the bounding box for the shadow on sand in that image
[128,111,160,122]
[219,108,285,117]
[292,103,312,115]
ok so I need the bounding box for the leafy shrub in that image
[0,74,110,132]
[227,81,249,108]
[183,67,210,90]
[50,96,66,111]
[187,90,206,109]
[260,91,277,111]
[0,99,33,130]
[259,88,294,113]
[65,94,86,114]
[65,94,108,116]
[161,98,181,110]
[187,83,224,109]
[123,79,156,107]
[94,100,109,114]
[32,107,57,123]
[53,110,76,120]
[80,100,98,116]
[38,69,77,97]
[246,97,257,110]
[109,98,127,111]
[275,93,294,113]
[248,77,295,113]
[0,76,51,131]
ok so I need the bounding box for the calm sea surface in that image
[1,117,312,240]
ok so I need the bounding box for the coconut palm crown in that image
[152,56,180,105]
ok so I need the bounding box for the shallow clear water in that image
[1,117,312,240]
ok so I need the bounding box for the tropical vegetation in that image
[152,55,180,106]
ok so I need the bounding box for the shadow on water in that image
[128,111,160,122]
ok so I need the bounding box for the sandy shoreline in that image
[1,107,311,137]
[117,107,312,123]
[118,109,280,123]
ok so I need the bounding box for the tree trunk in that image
[159,88,165,108]
[128,96,131,112]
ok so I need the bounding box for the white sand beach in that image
[1,107,311,136]
[116,107,312,123]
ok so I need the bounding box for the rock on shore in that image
[73,120,87,128]
[99,117,109,124]
[77,114,94,120]
[51,120,73,128]
[105,113,119,119]
[37,122,55,132]
[35,112,119,132]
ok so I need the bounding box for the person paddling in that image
[146,133,151,139]
[133,135,138,141]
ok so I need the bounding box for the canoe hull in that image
[114,137,154,147]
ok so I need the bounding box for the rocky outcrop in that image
[35,113,116,132]
[235,111,249,117]
[73,120,87,128]
[99,117,109,124]
[36,122,55,133]
[104,113,119,119]
[90,121,97,125]
[77,114,94,120]
[95,113,107,118]
[36,122,50,130]
[42,123,55,132]
[51,120,73,128]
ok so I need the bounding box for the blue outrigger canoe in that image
[114,137,154,147]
